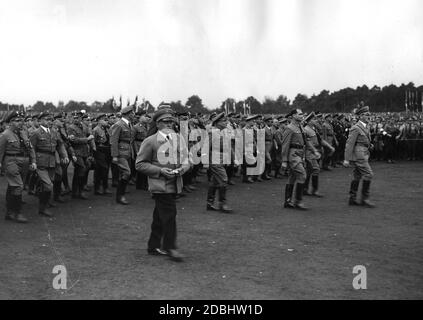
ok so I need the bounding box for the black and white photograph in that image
[0,0,422,304]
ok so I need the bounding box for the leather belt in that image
[6,153,25,157]
[36,150,55,155]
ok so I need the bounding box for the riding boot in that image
[94,169,102,195]
[61,166,71,195]
[303,173,311,195]
[39,191,53,217]
[53,179,65,203]
[28,172,37,195]
[13,194,28,223]
[361,180,375,208]
[349,180,360,205]
[116,180,129,205]
[311,175,323,197]
[206,186,218,211]
[262,164,271,180]
[71,174,79,198]
[284,184,295,208]
[77,175,88,199]
[294,183,308,210]
[5,186,13,220]
[218,187,233,213]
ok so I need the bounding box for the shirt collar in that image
[158,130,170,141]
[121,117,129,126]
[40,125,49,133]
[359,120,367,128]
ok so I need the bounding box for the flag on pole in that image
[405,90,408,112]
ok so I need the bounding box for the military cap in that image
[337,114,345,120]
[279,118,289,124]
[233,114,241,119]
[121,105,135,115]
[246,114,261,122]
[136,109,147,116]
[208,112,217,120]
[32,113,40,120]
[263,115,273,122]
[304,112,315,123]
[315,111,323,118]
[324,113,332,119]
[211,112,226,125]
[5,111,24,123]
[153,108,175,122]
[157,102,172,110]
[178,111,189,117]
[24,114,33,121]
[53,113,63,120]
[276,115,285,120]
[286,109,302,118]
[38,112,52,120]
[227,112,236,117]
[354,105,370,115]
[96,113,107,121]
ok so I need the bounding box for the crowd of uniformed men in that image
[0,103,422,223]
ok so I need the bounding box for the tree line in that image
[1,82,422,115]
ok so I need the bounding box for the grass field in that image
[0,161,422,300]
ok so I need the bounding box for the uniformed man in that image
[132,111,149,189]
[206,112,234,213]
[111,105,135,205]
[322,114,338,170]
[302,112,324,197]
[30,112,69,217]
[343,105,375,208]
[0,111,36,222]
[67,112,94,200]
[272,118,283,179]
[281,109,319,210]
[241,115,260,183]
[93,113,112,195]
[262,115,274,180]
[26,113,40,195]
[81,114,96,191]
[51,113,74,204]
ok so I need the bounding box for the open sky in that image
[1,0,422,108]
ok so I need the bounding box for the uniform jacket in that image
[344,121,372,162]
[67,123,91,157]
[93,125,111,150]
[133,123,148,155]
[30,127,67,168]
[304,124,320,160]
[110,118,134,159]
[281,122,307,166]
[323,121,338,145]
[0,128,35,164]
[135,131,190,194]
